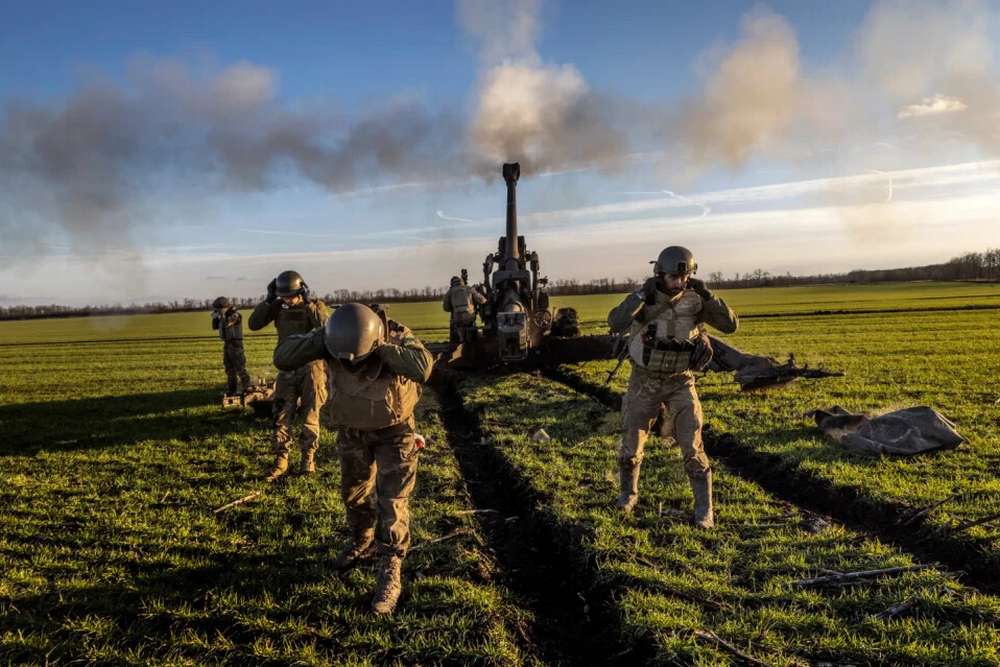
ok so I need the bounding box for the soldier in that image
[274,303,433,615]
[607,246,738,528]
[211,296,251,394]
[443,275,486,345]
[248,270,331,480]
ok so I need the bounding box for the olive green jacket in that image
[273,320,434,384]
[608,288,738,335]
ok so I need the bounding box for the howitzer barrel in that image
[502,162,520,262]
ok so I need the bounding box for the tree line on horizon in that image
[1,248,997,321]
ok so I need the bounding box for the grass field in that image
[2,281,999,664]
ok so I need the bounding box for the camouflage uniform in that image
[249,298,331,467]
[213,307,251,393]
[274,318,433,559]
[443,284,486,344]
[608,284,738,524]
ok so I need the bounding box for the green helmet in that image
[324,303,384,361]
[212,296,230,309]
[653,246,697,275]
[275,270,308,298]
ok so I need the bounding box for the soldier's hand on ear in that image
[641,276,660,299]
[266,279,277,304]
[687,277,713,301]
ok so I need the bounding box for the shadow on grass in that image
[0,388,264,456]
[0,540,377,664]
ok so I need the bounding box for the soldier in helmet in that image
[248,271,331,480]
[607,246,738,528]
[211,296,251,394]
[443,275,487,346]
[274,303,433,615]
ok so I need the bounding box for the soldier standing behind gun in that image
[274,303,433,615]
[248,270,331,480]
[443,275,486,345]
[607,246,738,528]
[211,296,251,394]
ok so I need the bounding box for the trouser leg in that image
[373,419,419,557]
[665,379,714,528]
[339,429,378,544]
[271,370,300,456]
[617,370,662,511]
[297,361,328,470]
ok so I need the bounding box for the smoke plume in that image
[461,0,627,175]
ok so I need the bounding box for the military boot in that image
[689,470,715,529]
[615,462,641,513]
[300,449,317,475]
[371,554,403,615]
[333,534,376,571]
[265,453,289,482]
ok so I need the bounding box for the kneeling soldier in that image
[607,246,738,528]
[274,303,433,614]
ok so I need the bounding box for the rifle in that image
[605,334,630,384]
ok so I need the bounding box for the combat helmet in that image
[275,270,308,298]
[653,246,697,275]
[450,276,462,287]
[324,303,384,362]
[212,296,230,309]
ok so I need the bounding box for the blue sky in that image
[1,1,998,305]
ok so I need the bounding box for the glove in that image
[687,277,713,301]
[266,279,277,304]
[641,277,660,301]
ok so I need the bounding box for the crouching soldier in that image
[274,303,433,614]
[607,246,738,528]
[249,271,331,479]
[443,275,486,346]
[211,296,251,394]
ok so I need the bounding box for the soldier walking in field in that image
[607,246,738,528]
[212,296,252,394]
[443,275,486,346]
[248,271,331,480]
[274,303,433,614]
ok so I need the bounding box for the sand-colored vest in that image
[329,359,421,430]
[449,286,475,324]
[628,290,703,374]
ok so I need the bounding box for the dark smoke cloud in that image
[0,59,463,258]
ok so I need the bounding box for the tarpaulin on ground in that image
[807,405,964,455]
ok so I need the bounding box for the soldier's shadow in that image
[0,539,371,663]
[0,388,262,456]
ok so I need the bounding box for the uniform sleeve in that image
[248,300,278,331]
[225,310,241,328]
[378,323,434,383]
[607,291,645,333]
[211,312,220,330]
[699,296,739,334]
[273,327,328,370]
[311,300,332,327]
[442,292,452,312]
[472,289,487,305]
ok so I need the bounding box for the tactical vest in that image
[275,301,323,342]
[328,358,421,430]
[449,286,475,324]
[628,290,703,374]
[219,311,244,342]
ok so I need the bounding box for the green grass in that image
[460,373,1000,665]
[557,306,1000,576]
[3,281,996,345]
[0,333,529,664]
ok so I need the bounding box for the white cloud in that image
[897,94,968,119]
